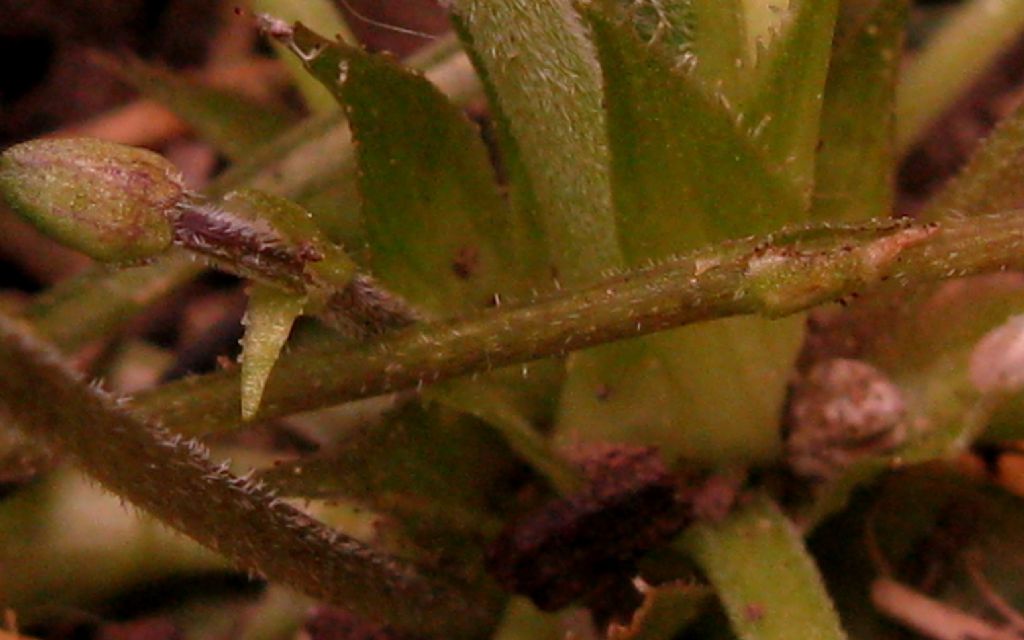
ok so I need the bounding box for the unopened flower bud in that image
[0,138,181,262]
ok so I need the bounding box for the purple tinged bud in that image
[0,137,183,262]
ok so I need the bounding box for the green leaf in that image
[108,55,294,162]
[282,25,569,473]
[744,0,841,199]
[611,0,748,100]
[740,0,789,54]
[923,103,1024,220]
[557,318,804,464]
[812,0,908,223]
[447,0,620,285]
[687,0,749,97]
[288,25,544,314]
[238,35,477,249]
[250,0,355,115]
[258,403,512,533]
[240,284,306,420]
[682,494,848,640]
[255,402,517,602]
[587,2,804,251]
[492,598,565,640]
[447,17,550,285]
[555,3,809,464]
[611,0,693,52]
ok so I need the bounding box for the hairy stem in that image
[137,211,1024,435]
[0,312,487,639]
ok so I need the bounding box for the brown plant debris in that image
[486,444,738,611]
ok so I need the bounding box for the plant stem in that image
[896,0,1024,154]
[0,312,488,639]
[137,211,1024,435]
[23,36,478,354]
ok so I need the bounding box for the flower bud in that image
[0,138,181,262]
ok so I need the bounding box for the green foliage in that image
[813,0,907,222]
[449,0,620,284]
[682,494,847,640]
[249,0,354,114]
[3,1,1024,639]
[557,2,809,462]
[240,284,306,420]
[924,101,1024,219]
[290,25,545,312]
[743,0,840,198]
[259,402,512,526]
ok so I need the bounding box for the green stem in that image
[896,0,1024,154]
[137,211,1024,434]
[0,312,487,639]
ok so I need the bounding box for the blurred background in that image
[1,1,1023,638]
